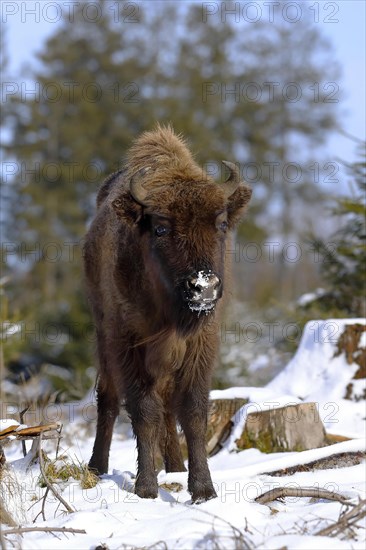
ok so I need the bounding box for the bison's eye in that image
[154,225,169,237]
[219,221,228,232]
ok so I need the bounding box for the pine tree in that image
[302,145,366,318]
[3,1,138,387]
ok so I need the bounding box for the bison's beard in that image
[173,295,218,337]
[186,300,216,314]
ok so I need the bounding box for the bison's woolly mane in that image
[124,124,209,190]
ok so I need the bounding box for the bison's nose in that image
[183,271,222,304]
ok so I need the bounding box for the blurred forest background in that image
[1,0,365,401]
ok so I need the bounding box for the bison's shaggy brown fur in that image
[84,125,251,502]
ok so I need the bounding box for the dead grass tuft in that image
[39,455,99,490]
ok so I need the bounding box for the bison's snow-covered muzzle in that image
[181,270,222,314]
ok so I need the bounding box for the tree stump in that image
[206,398,248,455]
[160,399,327,468]
[236,402,327,453]
[335,323,366,400]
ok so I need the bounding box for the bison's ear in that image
[111,193,143,225]
[227,184,252,228]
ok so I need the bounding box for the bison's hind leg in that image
[159,412,187,473]
[89,377,120,475]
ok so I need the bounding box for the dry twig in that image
[19,406,30,457]
[255,486,351,505]
[192,507,253,549]
[315,499,366,538]
[33,486,50,523]
[55,424,63,459]
[2,526,86,536]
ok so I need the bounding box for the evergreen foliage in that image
[303,147,366,318]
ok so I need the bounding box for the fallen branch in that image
[16,423,60,437]
[2,526,86,536]
[1,435,60,446]
[315,499,366,538]
[255,487,351,505]
[264,451,365,477]
[38,432,74,514]
[0,422,60,441]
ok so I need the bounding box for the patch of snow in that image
[360,331,366,348]
[1,321,22,339]
[196,270,212,288]
[266,318,366,436]
[297,288,326,306]
[249,353,270,371]
[2,431,364,549]
[0,418,20,431]
[46,364,73,380]
[260,534,360,550]
[188,301,215,314]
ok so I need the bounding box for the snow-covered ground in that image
[1,319,365,549]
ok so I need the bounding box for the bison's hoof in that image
[190,483,217,504]
[88,460,107,476]
[135,479,158,499]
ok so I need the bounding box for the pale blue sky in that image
[3,1,366,166]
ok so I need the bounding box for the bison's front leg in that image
[178,389,217,503]
[127,391,164,499]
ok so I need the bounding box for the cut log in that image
[235,402,327,453]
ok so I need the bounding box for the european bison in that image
[84,125,251,502]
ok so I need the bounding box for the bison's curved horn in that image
[129,167,151,206]
[221,160,240,198]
